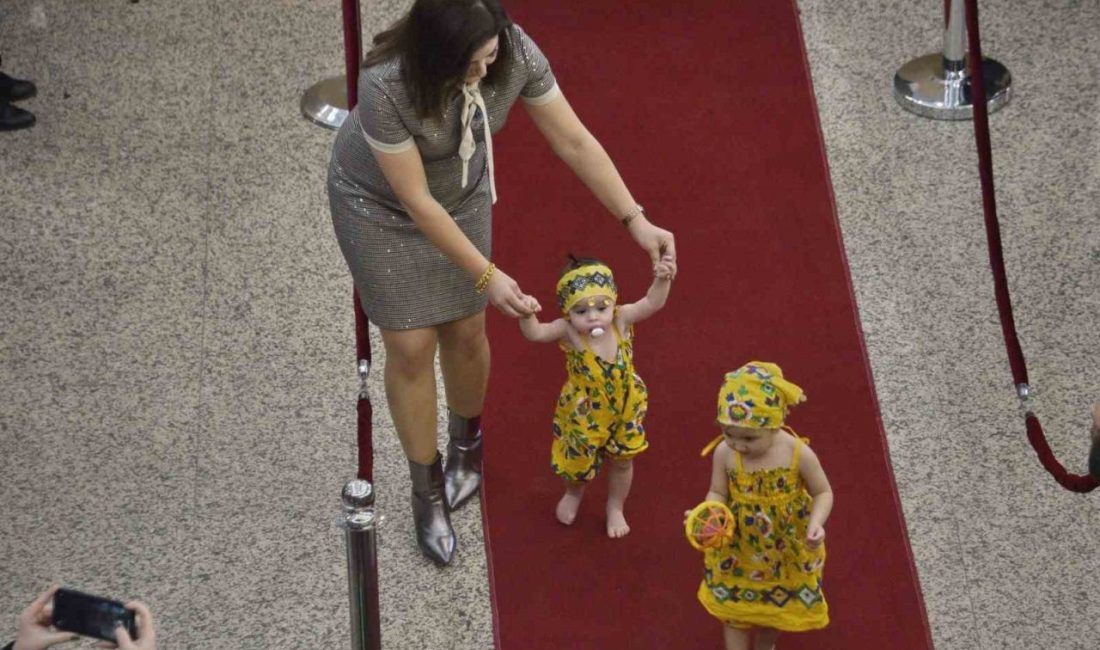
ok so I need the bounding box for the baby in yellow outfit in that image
[520,255,674,538]
[692,362,834,650]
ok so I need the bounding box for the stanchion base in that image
[301,75,349,130]
[893,53,1012,120]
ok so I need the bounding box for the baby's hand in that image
[805,525,825,549]
[654,255,677,280]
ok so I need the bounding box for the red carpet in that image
[482,1,934,647]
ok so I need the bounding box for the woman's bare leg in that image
[437,311,490,509]
[436,311,489,417]
[380,326,440,464]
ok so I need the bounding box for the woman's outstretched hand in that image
[485,267,539,319]
[628,217,677,276]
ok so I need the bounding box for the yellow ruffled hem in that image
[697,582,830,632]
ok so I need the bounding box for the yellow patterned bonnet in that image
[716,361,805,428]
[556,263,618,312]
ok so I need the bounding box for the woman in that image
[327,0,676,565]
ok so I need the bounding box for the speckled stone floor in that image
[1,1,1096,648]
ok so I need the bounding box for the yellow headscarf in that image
[701,361,806,456]
[556,263,618,312]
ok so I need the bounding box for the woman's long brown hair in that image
[363,0,514,120]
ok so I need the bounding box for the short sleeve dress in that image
[327,24,560,330]
[697,438,829,631]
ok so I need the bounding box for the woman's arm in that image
[372,146,534,317]
[374,147,484,274]
[519,316,569,343]
[524,96,676,264]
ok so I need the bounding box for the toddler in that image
[520,254,674,537]
[694,362,833,649]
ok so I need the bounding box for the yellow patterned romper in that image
[698,438,829,631]
[550,320,648,481]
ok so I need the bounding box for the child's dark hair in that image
[559,253,606,278]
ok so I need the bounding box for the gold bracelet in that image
[474,262,496,294]
[619,203,645,227]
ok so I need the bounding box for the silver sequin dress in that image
[327,24,560,330]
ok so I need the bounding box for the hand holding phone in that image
[13,586,79,650]
[51,588,137,643]
[106,601,156,650]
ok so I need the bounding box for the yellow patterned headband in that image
[556,263,618,312]
[701,361,806,456]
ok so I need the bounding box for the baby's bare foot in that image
[556,491,583,525]
[606,506,630,538]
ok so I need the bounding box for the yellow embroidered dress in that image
[550,321,648,481]
[698,438,828,631]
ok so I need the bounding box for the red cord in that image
[963,0,1097,492]
[341,0,373,483]
[341,0,362,108]
[354,290,373,482]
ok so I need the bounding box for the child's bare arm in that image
[705,442,732,503]
[519,315,570,343]
[617,256,676,328]
[799,446,833,547]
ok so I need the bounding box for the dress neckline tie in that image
[459,81,497,204]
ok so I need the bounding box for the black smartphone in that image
[51,587,137,643]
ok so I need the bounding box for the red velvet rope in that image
[354,289,373,482]
[341,0,362,108]
[963,0,1098,492]
[342,0,373,483]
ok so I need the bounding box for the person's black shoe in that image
[0,100,35,131]
[0,71,37,102]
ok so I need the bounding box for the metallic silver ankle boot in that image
[444,410,483,511]
[408,453,456,565]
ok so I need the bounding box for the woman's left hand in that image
[628,218,677,274]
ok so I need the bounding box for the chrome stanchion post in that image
[342,479,381,650]
[301,76,350,130]
[893,0,1012,119]
[301,0,362,129]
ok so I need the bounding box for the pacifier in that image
[590,327,606,337]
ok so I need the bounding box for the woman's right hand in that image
[485,267,538,318]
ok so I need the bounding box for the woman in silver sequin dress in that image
[327,0,676,565]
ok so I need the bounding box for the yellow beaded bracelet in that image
[474,262,496,294]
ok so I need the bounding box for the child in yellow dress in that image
[693,362,833,650]
[520,255,674,538]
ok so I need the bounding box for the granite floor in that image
[1,0,1097,648]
